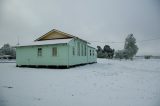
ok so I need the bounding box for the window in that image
[81,44,83,56]
[72,47,75,56]
[90,50,92,56]
[77,42,80,56]
[52,47,57,56]
[93,50,94,56]
[37,48,42,56]
[84,45,86,56]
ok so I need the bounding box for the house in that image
[16,29,97,68]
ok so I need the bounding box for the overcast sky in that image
[0,0,160,55]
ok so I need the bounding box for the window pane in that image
[73,47,75,56]
[52,47,57,56]
[81,44,83,56]
[77,42,80,56]
[37,48,42,56]
[85,45,86,56]
[93,50,94,56]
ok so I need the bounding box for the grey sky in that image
[0,0,160,55]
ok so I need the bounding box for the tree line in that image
[96,34,138,60]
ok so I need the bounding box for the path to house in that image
[0,59,160,106]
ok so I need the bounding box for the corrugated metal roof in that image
[16,38,73,47]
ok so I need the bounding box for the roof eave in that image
[74,37,90,44]
[15,43,68,47]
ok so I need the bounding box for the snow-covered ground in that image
[0,59,160,106]
[0,59,16,63]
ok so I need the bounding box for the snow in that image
[0,59,160,106]
[0,59,16,63]
[16,38,73,47]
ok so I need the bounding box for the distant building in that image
[16,29,97,68]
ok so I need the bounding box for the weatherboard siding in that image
[16,29,97,67]
[87,46,97,63]
[68,38,97,65]
[68,38,88,65]
[16,38,97,67]
[16,44,68,66]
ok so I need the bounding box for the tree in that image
[0,43,16,59]
[103,45,114,58]
[0,49,2,55]
[97,45,114,59]
[114,34,138,59]
[124,34,138,59]
[97,46,105,58]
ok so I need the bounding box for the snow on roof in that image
[87,44,96,49]
[16,38,73,47]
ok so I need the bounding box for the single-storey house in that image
[16,29,97,68]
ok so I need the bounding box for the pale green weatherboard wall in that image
[16,44,68,66]
[68,39,97,65]
[16,38,97,66]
